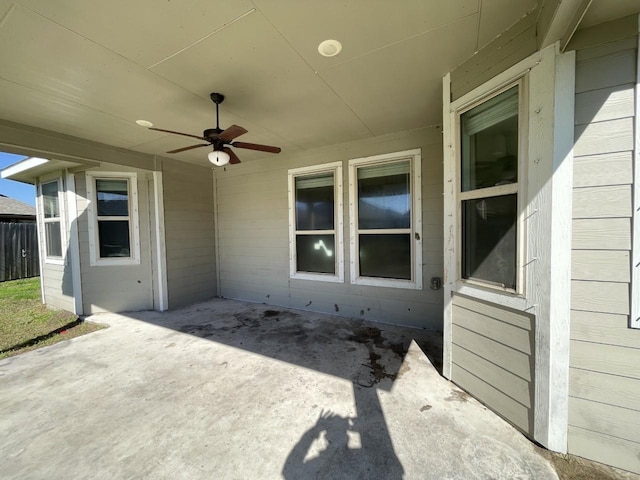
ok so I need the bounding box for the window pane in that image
[96,179,129,217]
[98,220,130,258]
[42,181,59,218]
[358,161,410,229]
[296,234,335,274]
[45,222,62,257]
[461,86,518,192]
[359,234,411,280]
[462,194,517,289]
[295,173,334,231]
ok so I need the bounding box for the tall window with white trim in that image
[349,149,422,289]
[41,179,63,259]
[86,172,140,265]
[459,84,521,291]
[288,162,343,282]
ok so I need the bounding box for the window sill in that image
[353,276,421,290]
[290,272,343,283]
[90,257,140,267]
[454,281,529,312]
[44,257,65,266]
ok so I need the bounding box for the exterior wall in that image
[214,127,443,330]
[75,166,154,314]
[36,174,74,312]
[444,45,575,451]
[567,30,640,474]
[450,12,537,102]
[40,261,74,312]
[162,160,216,309]
[451,294,535,435]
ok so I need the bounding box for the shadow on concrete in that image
[124,300,443,479]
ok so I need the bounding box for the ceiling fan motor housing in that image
[210,92,225,105]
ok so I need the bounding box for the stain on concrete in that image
[263,310,280,317]
[420,405,432,412]
[334,304,339,312]
[164,343,176,348]
[446,390,470,403]
[397,362,411,379]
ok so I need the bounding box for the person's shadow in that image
[282,385,404,480]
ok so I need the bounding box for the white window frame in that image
[288,161,344,283]
[631,30,640,329]
[455,79,527,296]
[348,149,422,290]
[38,175,66,265]
[86,172,140,266]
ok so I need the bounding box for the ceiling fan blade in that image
[232,141,281,154]
[166,144,210,154]
[219,124,248,142]
[223,147,241,164]
[149,127,206,141]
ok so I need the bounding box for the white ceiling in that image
[0,0,554,166]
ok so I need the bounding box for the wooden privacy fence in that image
[0,222,40,282]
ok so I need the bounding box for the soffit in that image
[581,0,640,28]
[0,1,541,167]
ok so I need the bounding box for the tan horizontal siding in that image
[569,36,637,473]
[572,185,632,218]
[572,218,631,250]
[574,84,635,125]
[571,280,629,315]
[573,151,633,188]
[451,295,534,437]
[570,340,640,379]
[569,396,640,444]
[571,311,640,349]
[568,426,640,474]
[574,48,636,93]
[570,368,640,411]
[571,250,630,282]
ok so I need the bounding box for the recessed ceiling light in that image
[136,119,153,128]
[318,39,342,57]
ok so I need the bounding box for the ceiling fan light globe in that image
[208,150,230,167]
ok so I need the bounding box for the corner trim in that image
[66,170,83,315]
[152,171,168,311]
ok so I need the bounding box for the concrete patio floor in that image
[0,298,559,479]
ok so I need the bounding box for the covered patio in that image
[0,299,558,479]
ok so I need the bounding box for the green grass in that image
[0,277,105,359]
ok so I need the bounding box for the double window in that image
[40,178,64,261]
[86,172,140,266]
[287,150,422,289]
[458,83,522,291]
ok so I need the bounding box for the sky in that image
[0,151,35,206]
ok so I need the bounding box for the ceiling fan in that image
[149,92,281,166]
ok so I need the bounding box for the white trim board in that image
[152,171,168,311]
[631,20,640,329]
[1,157,48,178]
[66,170,83,316]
